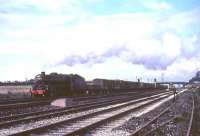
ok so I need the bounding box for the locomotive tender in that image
[31,72,167,97]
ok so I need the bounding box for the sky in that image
[0,0,200,82]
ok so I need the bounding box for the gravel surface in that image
[86,93,172,136]
[0,92,164,118]
[113,89,194,136]
[0,91,170,136]
[149,90,193,136]
[191,88,200,136]
[0,105,61,117]
[0,89,193,136]
[0,96,161,135]
[0,95,131,117]
[0,90,169,118]
[0,97,109,117]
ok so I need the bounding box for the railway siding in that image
[113,89,198,136]
[0,92,170,135]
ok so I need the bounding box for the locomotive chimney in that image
[41,72,45,79]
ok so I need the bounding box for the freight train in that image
[31,72,167,97]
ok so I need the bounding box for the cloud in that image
[0,1,200,81]
[50,16,183,70]
[1,5,200,66]
[142,1,172,10]
[181,34,200,59]
[58,46,126,66]
[46,8,200,81]
[57,33,180,70]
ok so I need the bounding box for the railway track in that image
[0,99,52,110]
[129,104,174,136]
[0,90,164,111]
[85,89,186,136]
[0,93,132,111]
[190,89,200,136]
[128,90,195,136]
[186,93,195,136]
[0,97,53,105]
[1,92,171,135]
[0,91,171,123]
[0,90,170,119]
[0,98,33,105]
[0,90,142,105]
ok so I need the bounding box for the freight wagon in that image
[86,78,167,95]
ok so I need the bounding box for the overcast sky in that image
[0,0,200,82]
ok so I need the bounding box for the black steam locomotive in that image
[31,72,86,97]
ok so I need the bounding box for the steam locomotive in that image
[31,72,167,97]
[31,72,86,97]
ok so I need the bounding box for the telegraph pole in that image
[154,78,157,88]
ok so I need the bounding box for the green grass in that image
[174,115,186,123]
[154,128,165,136]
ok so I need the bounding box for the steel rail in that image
[129,104,173,136]
[51,95,169,136]
[0,90,168,110]
[0,91,171,123]
[0,95,144,127]
[0,93,170,129]
[11,94,170,136]
[138,91,194,136]
[129,90,185,136]
[143,115,178,136]
[0,99,52,110]
[186,95,195,136]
